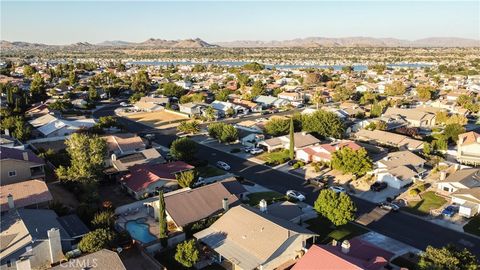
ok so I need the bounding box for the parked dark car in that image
[370,182,388,192]
[307,176,328,188]
[441,205,459,217]
[287,159,298,166]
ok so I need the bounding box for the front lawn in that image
[405,191,447,216]
[305,217,369,244]
[257,149,290,166]
[464,215,480,237]
[196,165,226,178]
[246,191,286,206]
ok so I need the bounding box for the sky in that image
[1,1,479,44]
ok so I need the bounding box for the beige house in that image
[383,107,436,127]
[0,147,45,185]
[457,131,480,165]
[195,205,317,270]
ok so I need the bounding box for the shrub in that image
[417,183,430,192]
[78,229,115,253]
[409,188,420,196]
[292,161,306,169]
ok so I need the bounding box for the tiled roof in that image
[459,131,480,146]
[0,146,44,164]
[0,179,52,212]
[120,161,194,192]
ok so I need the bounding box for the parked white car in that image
[329,186,346,193]
[216,161,231,171]
[286,190,306,201]
[249,148,264,155]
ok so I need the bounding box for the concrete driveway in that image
[355,187,403,203]
[358,232,420,257]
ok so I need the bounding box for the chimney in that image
[222,198,229,212]
[22,151,29,161]
[259,199,268,213]
[341,240,351,254]
[47,228,64,264]
[440,171,447,181]
[331,239,338,246]
[7,194,14,209]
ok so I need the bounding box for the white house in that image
[376,151,426,189]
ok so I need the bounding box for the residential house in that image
[240,133,265,148]
[0,134,25,150]
[450,188,480,218]
[437,168,480,194]
[277,91,305,104]
[382,107,436,128]
[254,95,289,109]
[1,179,52,212]
[71,99,88,109]
[120,161,194,199]
[133,96,168,112]
[149,179,246,232]
[50,249,126,270]
[29,115,97,138]
[376,151,426,189]
[355,129,424,151]
[292,238,394,270]
[0,147,45,185]
[296,140,362,163]
[457,131,480,165]
[234,120,264,134]
[0,209,89,270]
[25,104,52,118]
[194,205,317,270]
[103,133,147,167]
[111,148,165,173]
[211,100,247,115]
[259,132,320,152]
[231,98,263,112]
[179,102,205,117]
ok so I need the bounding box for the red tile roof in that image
[0,179,52,212]
[459,131,480,146]
[120,161,194,192]
[292,238,394,270]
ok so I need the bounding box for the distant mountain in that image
[97,40,134,46]
[1,37,478,49]
[96,38,218,48]
[215,37,480,48]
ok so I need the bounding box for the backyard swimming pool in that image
[125,218,157,244]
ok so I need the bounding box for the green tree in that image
[444,123,465,143]
[385,81,406,96]
[131,70,150,92]
[161,82,184,97]
[175,240,200,268]
[311,91,326,109]
[177,121,200,134]
[78,229,115,253]
[251,80,265,97]
[91,210,115,229]
[417,84,435,100]
[215,89,230,101]
[331,147,372,176]
[289,118,295,160]
[219,124,239,144]
[204,106,216,121]
[30,73,47,102]
[302,110,345,139]
[243,62,264,72]
[176,170,197,188]
[332,85,354,102]
[88,86,99,101]
[1,116,31,141]
[208,122,225,140]
[314,189,356,226]
[158,190,168,240]
[129,92,145,104]
[23,65,36,77]
[170,137,197,161]
[265,118,290,136]
[435,111,449,124]
[55,133,107,183]
[209,82,220,91]
[418,245,478,270]
[68,70,77,85]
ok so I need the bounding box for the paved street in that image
[94,105,480,255]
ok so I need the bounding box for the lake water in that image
[129,60,433,71]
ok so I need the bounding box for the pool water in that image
[125,218,157,244]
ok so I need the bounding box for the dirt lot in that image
[98,183,136,208]
[125,110,188,128]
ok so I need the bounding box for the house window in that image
[8,171,16,177]
[443,187,450,192]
